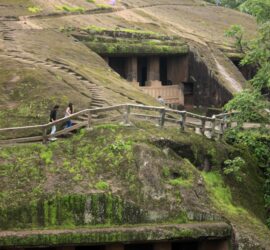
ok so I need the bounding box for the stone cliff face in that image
[0,1,269,249]
[0,123,269,249]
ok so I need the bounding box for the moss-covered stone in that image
[0,193,147,230]
[71,27,188,55]
[0,222,231,247]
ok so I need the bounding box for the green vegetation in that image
[0,121,266,231]
[240,0,270,23]
[86,0,96,3]
[72,26,188,55]
[223,156,245,182]
[0,222,229,247]
[82,26,159,37]
[95,4,112,10]
[225,25,245,53]
[202,171,242,214]
[223,0,270,226]
[95,181,110,190]
[27,6,42,14]
[55,5,85,13]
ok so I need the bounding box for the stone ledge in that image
[0,222,231,247]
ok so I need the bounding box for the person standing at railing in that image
[49,105,59,141]
[65,103,73,128]
[157,96,165,105]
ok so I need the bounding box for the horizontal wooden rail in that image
[0,104,267,145]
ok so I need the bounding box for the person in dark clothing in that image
[49,105,59,140]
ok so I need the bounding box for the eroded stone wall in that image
[188,50,232,108]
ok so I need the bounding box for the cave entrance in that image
[108,57,127,79]
[183,82,194,107]
[102,54,190,106]
[231,59,257,80]
[76,246,105,250]
[6,238,230,250]
[172,241,199,250]
[125,243,153,250]
[160,56,169,85]
[137,56,148,86]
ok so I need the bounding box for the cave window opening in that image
[172,241,199,250]
[125,243,153,250]
[76,246,106,250]
[137,56,148,86]
[184,82,194,106]
[160,56,170,85]
[108,57,127,79]
[231,59,257,80]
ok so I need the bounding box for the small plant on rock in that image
[27,6,42,14]
[223,157,245,182]
[95,181,110,190]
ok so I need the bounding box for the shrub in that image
[95,181,110,190]
[27,6,42,13]
[223,157,245,182]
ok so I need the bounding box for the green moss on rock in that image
[0,222,231,247]
[0,194,147,230]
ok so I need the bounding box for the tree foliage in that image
[225,24,245,52]
[240,0,270,23]
[224,90,268,123]
[223,0,270,228]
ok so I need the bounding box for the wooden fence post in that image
[124,105,130,125]
[180,112,186,132]
[42,127,48,144]
[159,108,166,127]
[87,111,92,130]
[201,118,206,135]
[220,121,225,139]
[210,117,216,139]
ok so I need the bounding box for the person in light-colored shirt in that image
[157,96,165,105]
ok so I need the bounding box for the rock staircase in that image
[0,17,145,125]
[0,21,16,42]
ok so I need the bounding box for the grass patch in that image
[202,171,245,215]
[27,6,42,14]
[95,4,112,10]
[95,181,110,190]
[169,178,192,188]
[55,5,85,13]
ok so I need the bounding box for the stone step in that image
[92,98,105,102]
[91,103,104,107]
[91,98,105,104]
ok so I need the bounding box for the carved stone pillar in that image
[167,55,189,84]
[147,56,160,86]
[126,56,138,83]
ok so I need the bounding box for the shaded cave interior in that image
[102,52,235,109]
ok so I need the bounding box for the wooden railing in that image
[0,104,266,145]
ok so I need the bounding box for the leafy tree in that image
[223,0,270,227]
[241,22,270,91]
[225,24,245,52]
[240,0,270,23]
[224,90,269,123]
